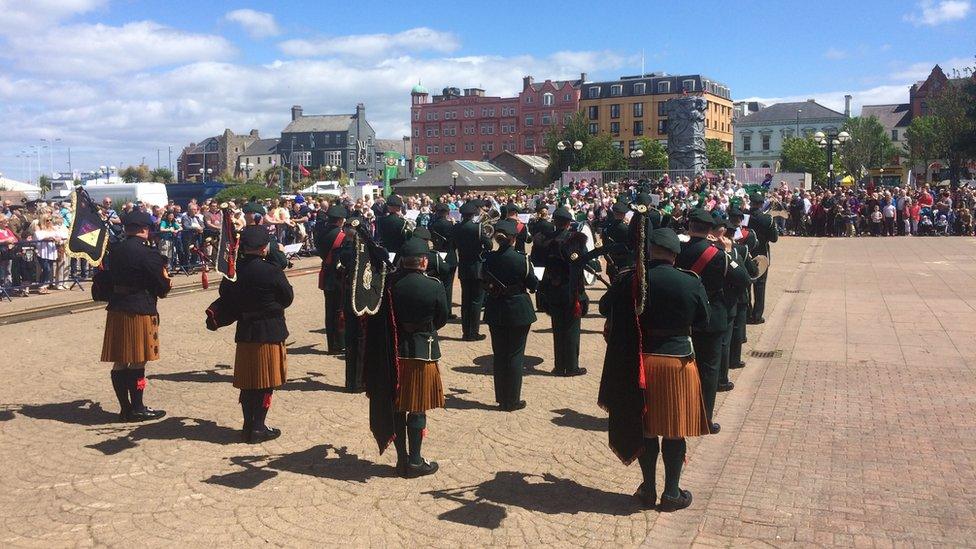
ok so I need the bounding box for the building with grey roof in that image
[279,103,376,182]
[734,98,849,169]
[394,159,526,196]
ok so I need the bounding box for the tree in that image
[119,164,151,183]
[905,116,948,183]
[780,137,828,184]
[705,138,734,170]
[544,111,591,182]
[149,168,174,183]
[635,137,668,170]
[38,175,51,193]
[579,134,627,171]
[928,75,976,186]
[836,116,898,179]
[214,183,279,203]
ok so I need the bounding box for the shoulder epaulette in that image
[675,267,701,279]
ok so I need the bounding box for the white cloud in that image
[889,56,974,81]
[904,0,971,25]
[224,9,280,39]
[3,21,236,78]
[0,0,104,34]
[824,48,848,60]
[742,84,911,117]
[279,27,461,58]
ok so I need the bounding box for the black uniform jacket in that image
[536,227,589,312]
[597,260,709,464]
[390,270,449,361]
[429,216,458,267]
[731,243,758,304]
[747,212,778,258]
[452,218,490,281]
[676,237,730,333]
[483,244,538,326]
[314,221,349,292]
[513,219,532,254]
[105,236,172,315]
[219,255,294,343]
[527,217,555,265]
[377,214,407,255]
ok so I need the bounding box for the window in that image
[588,86,600,98]
[433,128,439,137]
[683,79,695,92]
[524,137,535,149]
[425,112,433,121]
[325,151,341,165]
[413,129,419,137]
[426,145,433,154]
[610,104,620,119]
[481,108,488,117]
[433,146,439,154]
[628,140,637,151]
[742,135,752,151]
[658,102,666,116]
[892,129,899,141]
[588,123,598,135]
[634,83,646,95]
[761,135,770,151]
[525,95,533,103]
[524,116,533,127]
[426,129,433,138]
[588,106,599,120]
[488,108,495,117]
[610,122,620,134]
[613,141,623,150]
[414,145,420,154]
[610,84,623,97]
[633,102,643,117]
[658,120,667,135]
[543,93,553,106]
[541,114,551,126]
[658,81,670,93]
[564,93,571,101]
[414,112,420,121]
[564,113,573,125]
[433,112,439,120]
[634,121,644,135]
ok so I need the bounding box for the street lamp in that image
[239,161,253,179]
[324,165,339,180]
[630,148,644,169]
[556,140,584,176]
[814,129,850,188]
[450,170,459,194]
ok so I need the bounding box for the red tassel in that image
[135,377,147,391]
[262,393,272,409]
[638,359,646,390]
[200,270,209,289]
[421,428,428,439]
[338,310,345,331]
[573,299,582,318]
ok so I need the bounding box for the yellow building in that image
[578,73,733,154]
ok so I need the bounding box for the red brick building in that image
[410,74,585,166]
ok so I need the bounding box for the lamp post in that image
[239,161,253,180]
[324,165,339,181]
[629,148,644,170]
[450,170,459,194]
[814,130,850,188]
[795,109,802,139]
[556,140,584,184]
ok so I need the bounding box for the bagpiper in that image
[314,204,351,354]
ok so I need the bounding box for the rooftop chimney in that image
[523,76,534,90]
[291,105,303,121]
[844,94,853,117]
[249,129,259,138]
[356,103,365,119]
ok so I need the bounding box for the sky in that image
[0,0,973,181]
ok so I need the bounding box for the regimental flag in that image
[299,164,311,177]
[66,186,110,266]
[383,151,399,197]
[413,155,428,176]
[215,204,239,281]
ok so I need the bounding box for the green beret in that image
[399,237,429,258]
[611,200,630,214]
[727,205,744,219]
[242,202,267,216]
[433,202,450,213]
[387,194,404,207]
[749,192,765,204]
[326,204,348,219]
[553,207,573,221]
[412,226,432,241]
[648,228,681,255]
[689,208,717,227]
[122,210,152,227]
[240,225,271,249]
[459,201,480,215]
[493,219,517,237]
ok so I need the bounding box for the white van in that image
[83,182,169,208]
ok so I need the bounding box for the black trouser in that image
[459,278,484,338]
[442,266,457,313]
[719,310,735,385]
[549,302,581,374]
[729,303,748,368]
[489,324,529,406]
[324,287,345,353]
[70,257,89,278]
[691,330,723,422]
[344,304,363,391]
[751,271,768,321]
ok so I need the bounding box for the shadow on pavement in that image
[0,410,14,422]
[425,471,638,529]
[281,372,346,393]
[85,416,242,455]
[287,344,332,356]
[550,408,606,432]
[152,364,232,384]
[453,355,546,376]
[203,444,394,489]
[443,387,498,411]
[532,327,603,335]
[16,399,119,426]
[308,328,327,334]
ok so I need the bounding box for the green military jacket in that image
[377,214,408,255]
[390,270,449,361]
[731,243,757,304]
[602,218,634,272]
[313,221,348,292]
[747,212,778,258]
[429,216,457,267]
[483,244,539,326]
[722,243,753,312]
[452,217,490,281]
[676,237,729,333]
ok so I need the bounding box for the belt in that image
[398,320,433,333]
[240,310,283,321]
[112,285,147,295]
[645,328,691,337]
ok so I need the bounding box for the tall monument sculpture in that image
[663,96,707,174]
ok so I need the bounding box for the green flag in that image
[414,155,428,176]
[383,151,399,197]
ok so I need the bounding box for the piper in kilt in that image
[100,211,171,422]
[598,228,711,512]
[219,225,295,443]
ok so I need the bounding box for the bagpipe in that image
[204,204,243,331]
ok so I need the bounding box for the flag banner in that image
[299,164,311,177]
[414,155,428,176]
[383,150,399,197]
[66,186,110,266]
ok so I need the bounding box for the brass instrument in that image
[480,208,500,240]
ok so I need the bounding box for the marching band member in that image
[746,192,778,324]
[453,200,491,341]
[428,202,458,318]
[314,204,351,354]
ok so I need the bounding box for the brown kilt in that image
[641,354,710,438]
[101,311,160,363]
[233,342,288,390]
[396,359,444,413]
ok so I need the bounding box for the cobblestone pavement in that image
[2,238,975,547]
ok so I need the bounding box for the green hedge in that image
[214,184,279,203]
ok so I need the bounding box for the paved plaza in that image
[2,236,976,547]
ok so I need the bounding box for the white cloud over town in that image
[224,9,280,39]
[904,0,971,25]
[279,28,461,59]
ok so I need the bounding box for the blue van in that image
[165,182,225,208]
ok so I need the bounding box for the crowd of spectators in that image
[3,174,973,299]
